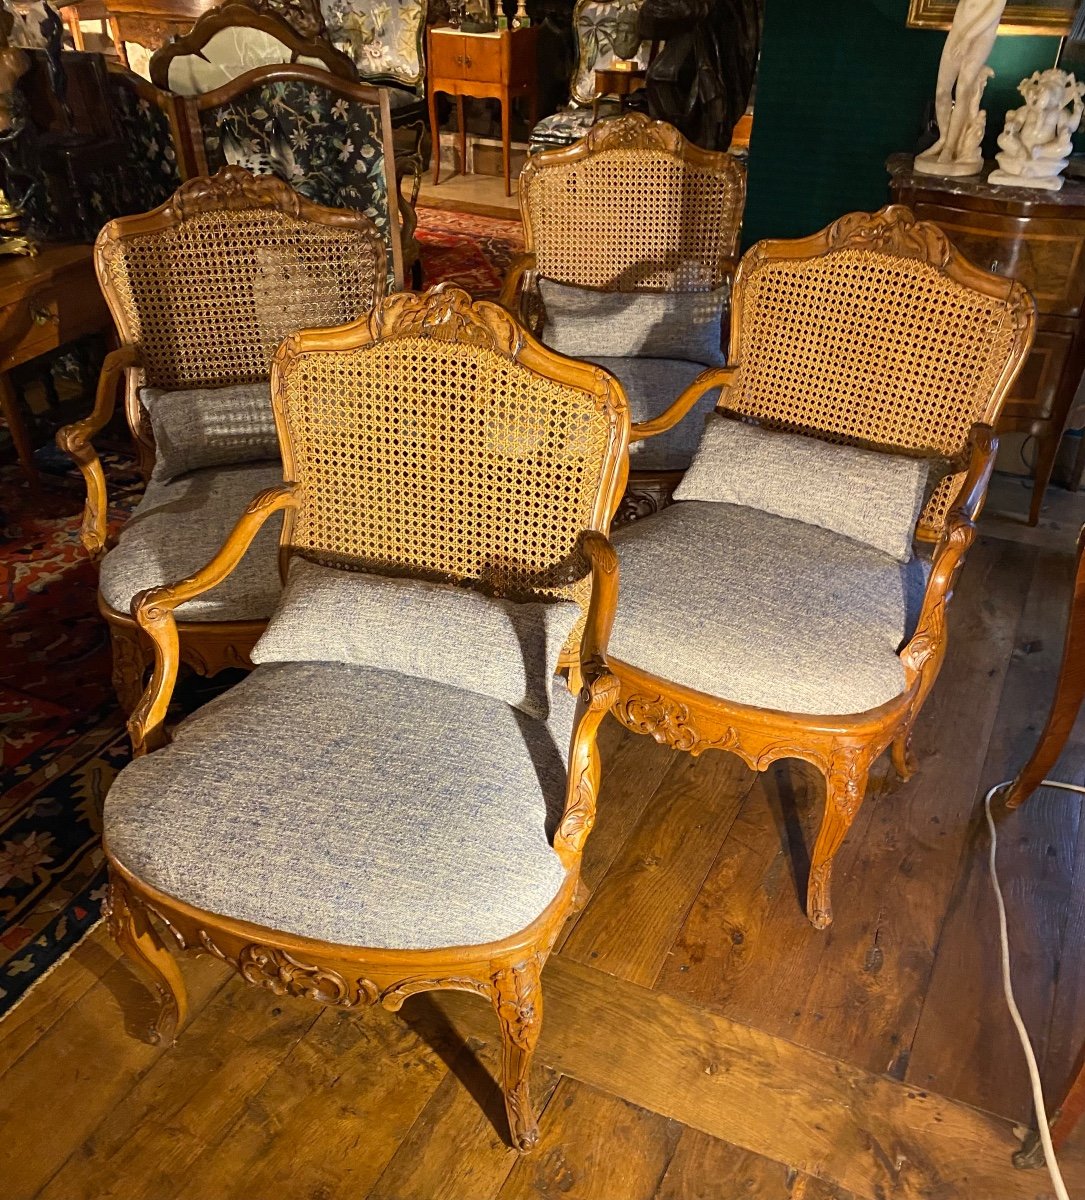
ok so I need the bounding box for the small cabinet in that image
[890,153,1085,524]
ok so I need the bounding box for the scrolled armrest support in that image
[55,345,142,558]
[900,423,997,680]
[127,483,299,757]
[554,530,620,864]
[631,365,735,442]
[498,252,537,316]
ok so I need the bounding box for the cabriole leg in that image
[891,720,919,782]
[807,748,870,930]
[106,874,188,1045]
[491,956,544,1151]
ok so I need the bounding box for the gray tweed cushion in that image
[98,462,283,620]
[251,559,581,719]
[588,357,717,471]
[674,415,929,563]
[538,279,727,366]
[142,382,279,482]
[104,661,576,949]
[609,501,931,716]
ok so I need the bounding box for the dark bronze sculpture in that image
[638,0,759,151]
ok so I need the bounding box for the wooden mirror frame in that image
[149,1,357,90]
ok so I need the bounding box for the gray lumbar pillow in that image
[142,381,280,482]
[251,558,582,720]
[538,278,727,367]
[674,414,929,563]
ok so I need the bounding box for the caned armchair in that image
[100,285,629,1150]
[57,166,387,712]
[501,112,746,520]
[604,206,1035,927]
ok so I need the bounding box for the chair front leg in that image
[106,873,189,1046]
[807,745,873,930]
[491,953,544,1150]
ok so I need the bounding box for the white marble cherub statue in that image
[989,68,1085,190]
[915,0,1006,177]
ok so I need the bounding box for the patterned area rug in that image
[0,204,523,1019]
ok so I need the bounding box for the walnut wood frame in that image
[607,206,1036,929]
[102,286,629,1151]
[500,113,746,522]
[178,63,404,288]
[57,167,388,713]
[148,1,357,90]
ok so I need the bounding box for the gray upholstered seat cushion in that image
[539,279,727,367]
[104,661,576,949]
[252,558,580,719]
[674,415,929,563]
[98,462,284,621]
[588,357,717,471]
[609,501,930,716]
[141,382,279,482]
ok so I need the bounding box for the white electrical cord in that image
[987,778,1085,1200]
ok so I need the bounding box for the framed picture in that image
[906,0,1076,35]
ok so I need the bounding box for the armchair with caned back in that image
[98,285,629,1151]
[602,206,1035,928]
[501,112,746,520]
[57,166,387,712]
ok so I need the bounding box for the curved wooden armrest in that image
[631,365,735,442]
[900,424,998,678]
[55,346,142,558]
[554,530,620,864]
[127,483,299,757]
[498,252,537,316]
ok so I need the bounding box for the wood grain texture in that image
[431,957,1071,1200]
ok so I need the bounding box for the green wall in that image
[742,0,1062,248]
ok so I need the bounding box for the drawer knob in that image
[30,303,55,325]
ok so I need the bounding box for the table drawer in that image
[0,270,107,371]
[997,325,1075,428]
[912,202,1085,318]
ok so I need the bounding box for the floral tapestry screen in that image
[320,0,426,90]
[570,0,650,106]
[199,79,396,288]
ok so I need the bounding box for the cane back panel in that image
[724,208,1035,539]
[272,288,629,615]
[97,175,386,391]
[520,115,746,293]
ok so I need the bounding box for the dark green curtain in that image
[742,0,1062,248]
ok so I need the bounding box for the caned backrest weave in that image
[520,114,746,292]
[271,287,629,613]
[724,207,1035,539]
[96,167,386,391]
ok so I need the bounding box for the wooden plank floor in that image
[5,501,1085,1199]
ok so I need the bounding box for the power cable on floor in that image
[986,778,1085,1200]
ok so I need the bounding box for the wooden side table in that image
[889,154,1085,526]
[0,245,112,483]
[592,66,646,120]
[427,26,538,196]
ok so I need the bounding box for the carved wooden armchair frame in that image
[148,1,358,90]
[104,286,630,1150]
[500,112,746,518]
[607,206,1036,928]
[57,166,387,711]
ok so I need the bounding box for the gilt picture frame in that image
[906,0,1075,35]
